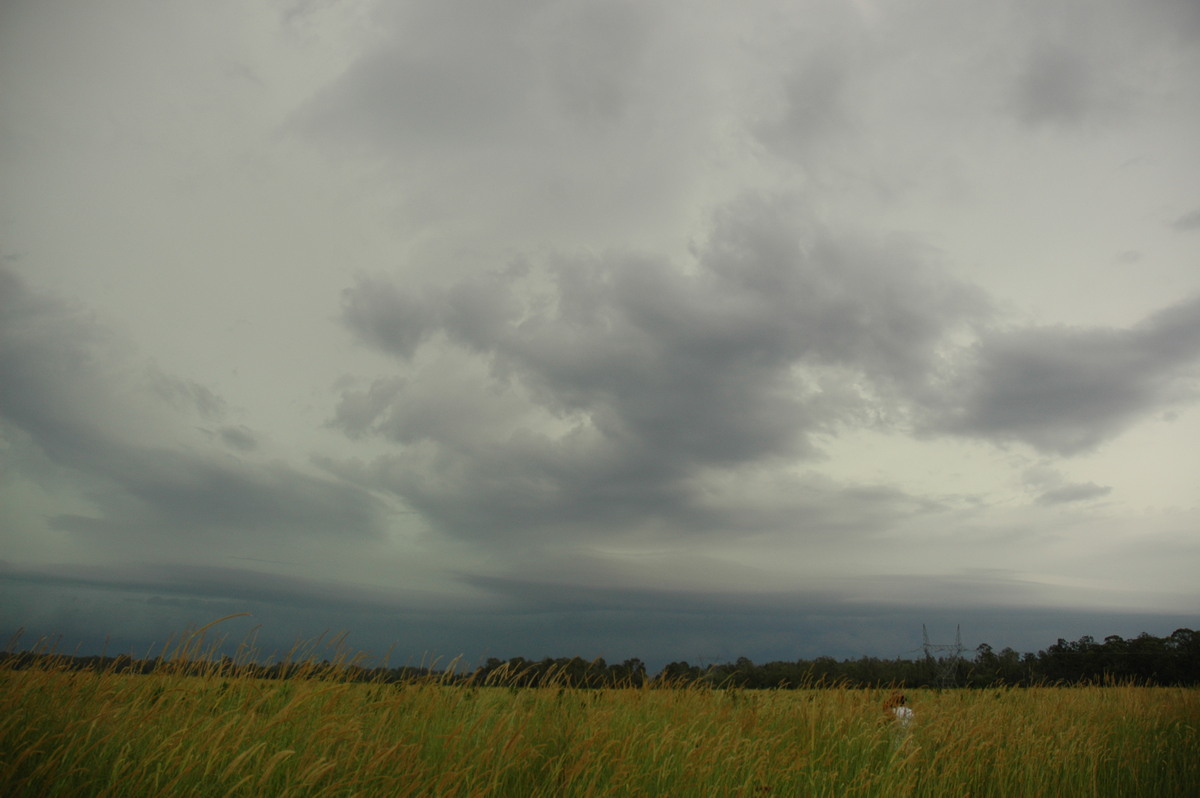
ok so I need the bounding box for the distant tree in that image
[971,643,999,686]
[658,661,703,684]
[808,656,840,685]
[616,658,647,686]
[1166,628,1200,684]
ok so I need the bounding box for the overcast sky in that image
[2,0,1198,669]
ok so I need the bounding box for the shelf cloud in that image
[2,0,1198,667]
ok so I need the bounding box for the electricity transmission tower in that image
[922,624,967,689]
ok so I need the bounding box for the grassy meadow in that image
[3,632,1197,797]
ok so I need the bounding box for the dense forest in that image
[5,628,1197,688]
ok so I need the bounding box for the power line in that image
[922,624,966,689]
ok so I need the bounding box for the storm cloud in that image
[330,193,1200,547]
[931,296,1200,454]
[332,193,988,543]
[2,0,1198,666]
[0,266,388,555]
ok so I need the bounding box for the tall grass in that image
[3,633,1196,796]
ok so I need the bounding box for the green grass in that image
[3,656,1197,796]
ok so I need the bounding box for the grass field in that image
[5,651,1198,798]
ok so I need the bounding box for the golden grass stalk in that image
[3,632,1197,797]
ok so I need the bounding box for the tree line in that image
[658,628,1199,688]
[4,628,1196,688]
[676,628,1199,688]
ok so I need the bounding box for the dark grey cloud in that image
[332,194,986,542]
[755,51,853,161]
[43,448,385,547]
[151,372,228,422]
[341,276,437,360]
[5,0,1198,674]
[0,265,386,549]
[328,376,409,440]
[0,266,115,462]
[1172,209,1200,232]
[1001,0,1200,131]
[286,0,725,254]
[297,1,536,153]
[1012,45,1107,128]
[330,189,1200,548]
[1035,482,1113,506]
[5,560,1194,671]
[296,0,663,156]
[929,296,1200,454]
[217,425,259,453]
[0,560,466,616]
[459,567,1096,621]
[1147,0,1200,41]
[539,0,653,125]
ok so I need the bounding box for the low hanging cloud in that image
[3,0,1199,667]
[1172,209,1200,232]
[930,297,1200,454]
[333,193,1200,547]
[1012,45,1110,128]
[754,50,855,163]
[1035,482,1113,506]
[0,266,387,554]
[335,197,983,540]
